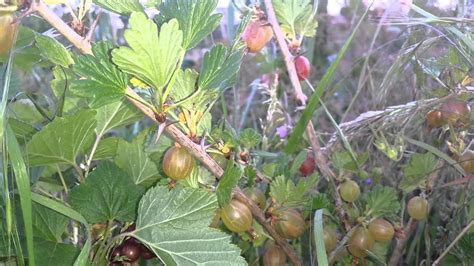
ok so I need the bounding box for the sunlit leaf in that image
[133,186,245,265]
[156,0,222,50]
[26,109,97,166]
[35,35,74,67]
[71,42,128,107]
[93,0,144,15]
[114,129,160,185]
[270,175,318,208]
[216,164,242,207]
[239,128,261,149]
[70,161,144,223]
[400,152,437,192]
[363,185,400,219]
[198,44,244,91]
[112,13,184,95]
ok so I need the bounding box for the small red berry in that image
[242,20,273,53]
[140,244,156,260]
[295,56,311,81]
[299,154,316,176]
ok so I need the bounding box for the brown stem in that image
[263,0,307,105]
[31,1,301,264]
[263,0,350,232]
[388,219,417,266]
[31,0,92,55]
[234,191,302,266]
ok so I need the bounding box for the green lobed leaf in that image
[35,35,74,67]
[400,152,437,192]
[216,164,242,207]
[8,100,46,124]
[145,0,162,8]
[404,136,465,175]
[230,11,252,50]
[244,166,256,187]
[112,13,184,94]
[133,186,245,265]
[32,203,69,242]
[331,151,368,172]
[284,8,369,154]
[270,175,318,208]
[239,128,261,149]
[51,66,86,116]
[458,233,474,260]
[311,194,332,212]
[93,0,144,15]
[273,0,318,38]
[92,137,119,160]
[69,161,145,223]
[71,42,129,108]
[197,112,212,136]
[114,129,160,185]
[8,118,37,145]
[363,185,400,219]
[156,0,222,50]
[34,238,79,266]
[26,109,97,166]
[198,44,245,91]
[95,100,143,137]
[31,192,93,266]
[170,68,199,107]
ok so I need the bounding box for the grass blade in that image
[313,209,328,266]
[284,7,369,154]
[318,97,358,167]
[31,193,91,266]
[31,193,88,226]
[5,126,35,266]
[411,4,474,56]
[403,136,466,175]
[73,238,91,266]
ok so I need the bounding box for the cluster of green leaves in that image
[400,152,437,192]
[362,185,401,219]
[270,175,318,208]
[2,0,255,264]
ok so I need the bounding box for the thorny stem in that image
[263,0,307,105]
[263,0,351,233]
[31,1,301,264]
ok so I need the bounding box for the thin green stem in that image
[125,91,158,114]
[161,50,186,107]
[56,164,68,193]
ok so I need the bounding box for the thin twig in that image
[388,219,417,266]
[31,0,92,55]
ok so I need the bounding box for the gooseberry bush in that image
[1,0,474,265]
